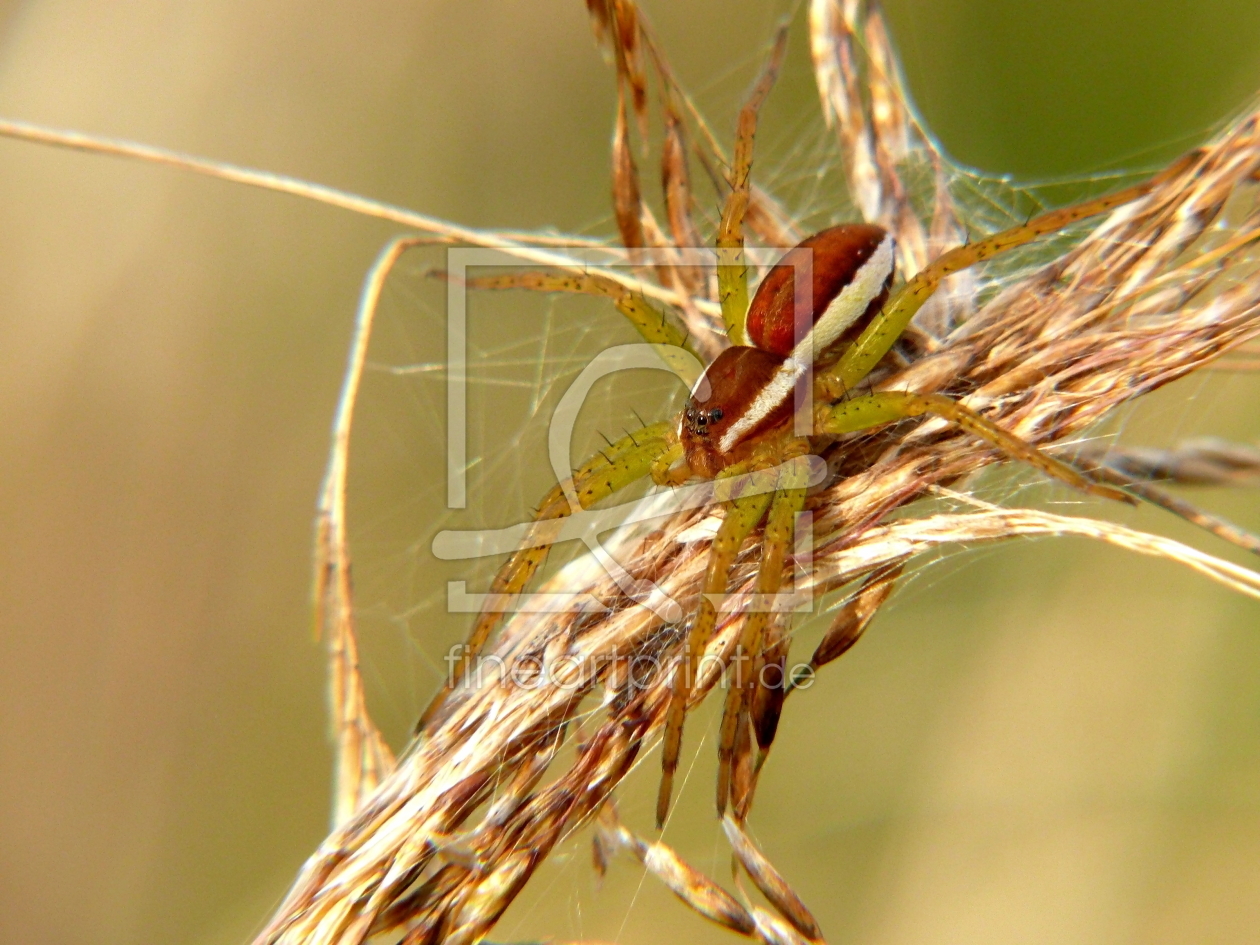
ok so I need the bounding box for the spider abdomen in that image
[745,223,895,362]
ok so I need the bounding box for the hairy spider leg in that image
[735,563,905,823]
[460,270,696,355]
[716,26,788,345]
[650,441,689,486]
[820,151,1201,400]
[821,390,1135,503]
[715,474,805,816]
[416,422,673,731]
[657,464,776,828]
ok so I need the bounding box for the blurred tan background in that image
[1,1,1259,943]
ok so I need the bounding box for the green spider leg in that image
[714,469,806,816]
[715,25,787,346]
[682,117,1192,827]
[416,259,707,729]
[458,270,699,382]
[647,28,790,826]
[796,156,1206,524]
[417,421,673,731]
[462,270,694,351]
[656,462,778,828]
[819,151,1200,400]
[821,390,1134,504]
[432,31,786,738]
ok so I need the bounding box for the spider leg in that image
[657,467,775,828]
[417,422,674,731]
[715,478,805,816]
[819,151,1200,399]
[650,441,689,486]
[716,26,787,345]
[458,270,698,362]
[820,389,1135,503]
[736,562,904,822]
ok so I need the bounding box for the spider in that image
[417,42,1185,830]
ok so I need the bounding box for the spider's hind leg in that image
[715,474,806,817]
[656,464,776,828]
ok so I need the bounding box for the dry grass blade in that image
[722,815,823,941]
[599,809,825,945]
[601,0,649,139]
[1082,463,1260,556]
[808,561,902,670]
[661,107,713,306]
[613,87,647,255]
[314,236,432,826]
[810,0,880,223]
[748,908,818,945]
[810,1,943,256]
[749,638,787,752]
[1080,437,1260,485]
[598,813,757,937]
[1065,438,1260,555]
[661,109,702,251]
[810,0,980,340]
[809,509,1260,600]
[0,117,728,329]
[601,805,829,944]
[729,707,756,818]
[860,4,930,273]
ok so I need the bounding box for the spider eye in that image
[709,408,723,422]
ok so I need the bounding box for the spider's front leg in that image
[418,421,675,731]
[716,25,787,345]
[458,270,696,356]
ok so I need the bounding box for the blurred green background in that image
[1,1,1259,943]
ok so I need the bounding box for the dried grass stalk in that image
[1083,437,1260,485]
[722,815,823,941]
[612,89,647,255]
[599,807,757,937]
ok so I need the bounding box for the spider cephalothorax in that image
[681,345,795,478]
